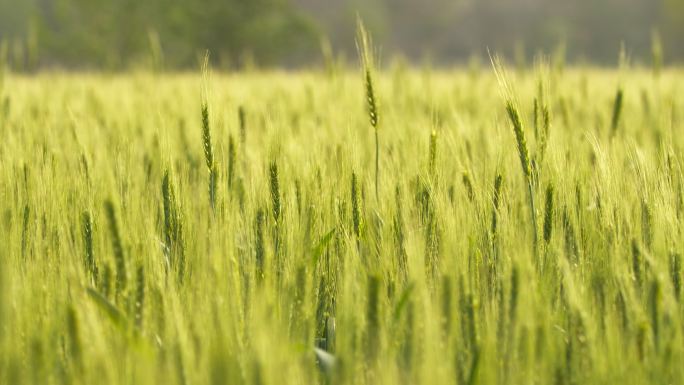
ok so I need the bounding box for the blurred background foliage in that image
[0,0,683,70]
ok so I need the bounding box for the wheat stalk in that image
[543,183,554,244]
[671,253,681,300]
[351,172,362,238]
[201,52,217,211]
[238,106,247,144]
[82,211,97,284]
[491,53,539,254]
[228,134,236,190]
[365,274,381,360]
[429,130,438,178]
[491,174,504,238]
[269,161,281,223]
[357,17,380,200]
[65,305,82,368]
[254,209,265,283]
[161,170,185,282]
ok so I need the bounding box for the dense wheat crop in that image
[0,64,683,384]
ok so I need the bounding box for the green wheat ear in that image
[82,211,97,284]
[161,169,185,282]
[201,103,213,171]
[104,200,127,302]
[356,17,381,200]
[610,87,624,138]
[428,130,438,178]
[351,172,362,238]
[505,101,532,179]
[228,134,236,189]
[254,209,266,284]
[543,183,554,244]
[357,18,378,129]
[490,54,532,179]
[491,173,504,238]
[200,52,217,210]
[201,100,216,208]
[238,106,247,144]
[491,53,538,253]
[269,161,281,223]
[534,67,551,166]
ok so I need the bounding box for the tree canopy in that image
[1,0,683,70]
[0,0,318,70]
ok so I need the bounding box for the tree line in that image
[1,0,683,70]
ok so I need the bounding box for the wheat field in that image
[0,64,683,384]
